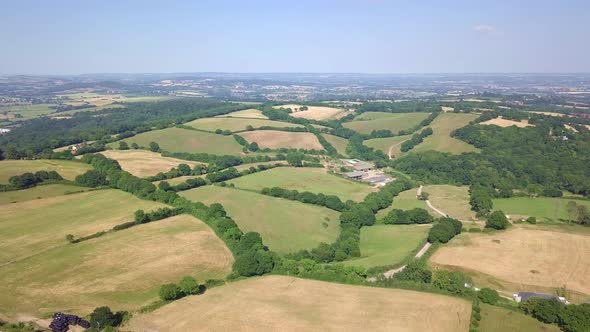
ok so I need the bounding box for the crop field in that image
[186,117,303,132]
[0,189,167,266]
[424,185,476,220]
[112,127,245,155]
[127,275,472,332]
[343,112,430,135]
[377,188,428,219]
[274,104,345,120]
[100,150,202,177]
[228,167,375,201]
[364,135,411,158]
[0,159,92,183]
[492,196,590,222]
[0,214,233,318]
[321,134,349,156]
[480,117,533,128]
[344,225,430,268]
[238,130,324,150]
[180,186,340,254]
[0,184,87,205]
[479,304,561,332]
[216,108,267,119]
[430,227,590,296]
[411,113,479,154]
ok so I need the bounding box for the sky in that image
[1,0,589,74]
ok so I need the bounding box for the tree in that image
[526,216,537,224]
[89,306,122,329]
[408,208,434,224]
[118,141,129,150]
[340,204,375,227]
[478,288,499,304]
[159,283,182,301]
[134,209,149,223]
[428,222,455,243]
[486,210,509,230]
[131,142,139,149]
[248,142,259,152]
[558,303,590,332]
[432,270,471,295]
[158,181,172,191]
[75,170,108,187]
[286,152,304,167]
[233,249,275,277]
[179,276,200,295]
[8,173,40,189]
[149,141,160,152]
[383,209,410,224]
[521,298,563,324]
[236,232,265,254]
[65,234,75,243]
[177,163,191,176]
[395,260,432,283]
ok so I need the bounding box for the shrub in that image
[89,306,123,329]
[75,170,108,187]
[179,276,201,295]
[526,216,537,224]
[159,283,182,301]
[478,288,499,304]
[394,260,432,283]
[486,210,509,230]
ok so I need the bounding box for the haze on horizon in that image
[1,0,589,75]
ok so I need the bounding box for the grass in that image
[0,104,56,120]
[0,184,88,205]
[377,188,428,219]
[180,186,340,254]
[100,150,203,177]
[0,214,233,318]
[113,127,245,155]
[343,112,430,135]
[126,275,472,332]
[479,304,561,332]
[185,117,302,132]
[322,134,349,156]
[364,135,411,157]
[411,113,479,154]
[0,159,92,183]
[492,196,590,222]
[228,167,375,201]
[0,189,168,265]
[424,185,476,221]
[343,225,430,268]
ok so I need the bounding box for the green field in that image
[0,189,168,265]
[425,185,476,220]
[364,135,411,157]
[228,167,375,201]
[0,159,92,183]
[0,103,56,121]
[112,127,244,155]
[180,186,340,254]
[185,117,302,132]
[411,113,479,154]
[492,196,590,222]
[377,188,428,219]
[343,225,430,268]
[322,134,349,156]
[0,214,233,318]
[343,112,430,134]
[479,304,561,332]
[0,184,88,205]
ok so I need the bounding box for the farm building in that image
[340,159,374,171]
[345,171,366,180]
[513,292,569,304]
[363,175,392,186]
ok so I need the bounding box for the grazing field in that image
[126,275,472,332]
[0,184,87,205]
[364,135,411,158]
[430,227,590,296]
[274,104,345,120]
[185,117,302,132]
[480,117,533,128]
[344,225,430,268]
[113,127,245,155]
[343,112,430,135]
[377,189,428,218]
[479,304,561,332]
[239,130,324,150]
[0,214,233,318]
[321,134,349,156]
[0,189,167,266]
[216,108,267,119]
[0,103,55,120]
[100,150,202,177]
[228,167,375,201]
[424,185,476,220]
[492,196,590,222]
[0,159,92,183]
[411,113,479,154]
[181,186,340,254]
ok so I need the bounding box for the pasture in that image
[228,167,375,201]
[430,227,590,296]
[0,184,87,205]
[424,185,476,220]
[321,134,349,156]
[126,275,472,332]
[0,103,55,121]
[0,189,167,266]
[344,225,430,268]
[480,117,533,128]
[0,159,92,183]
[185,117,302,132]
[364,135,411,158]
[274,104,345,120]
[0,214,233,318]
[411,113,479,154]
[180,186,340,254]
[492,196,590,222]
[343,112,430,135]
[216,108,267,119]
[238,130,324,150]
[112,127,245,155]
[377,188,428,219]
[479,304,561,332]
[100,150,202,177]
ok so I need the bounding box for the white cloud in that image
[474,25,496,33]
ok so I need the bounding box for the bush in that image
[432,270,471,295]
[159,283,182,301]
[478,288,499,304]
[75,170,108,187]
[486,210,509,230]
[526,216,537,224]
[394,260,432,283]
[89,306,123,329]
[233,249,276,277]
[179,276,201,295]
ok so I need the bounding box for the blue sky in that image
[1,0,589,74]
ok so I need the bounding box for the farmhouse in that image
[512,292,569,305]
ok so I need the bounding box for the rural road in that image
[418,185,448,217]
[388,140,409,159]
[367,242,432,282]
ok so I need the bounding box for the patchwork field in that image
[126,275,472,332]
[0,103,55,121]
[0,159,92,183]
[100,150,202,177]
[411,113,479,154]
[113,127,244,155]
[0,184,87,205]
[0,189,167,266]
[0,214,233,318]
[344,225,430,268]
[274,104,345,120]
[480,117,533,128]
[321,134,349,156]
[343,112,430,135]
[181,186,340,254]
[239,130,324,150]
[479,304,561,332]
[377,188,428,219]
[492,196,590,222]
[185,117,302,132]
[424,185,476,220]
[216,108,267,119]
[364,135,411,158]
[430,227,590,296]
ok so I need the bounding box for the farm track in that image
[388,139,409,159]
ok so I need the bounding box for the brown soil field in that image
[238,130,324,150]
[430,227,590,296]
[274,104,345,120]
[441,106,454,112]
[100,150,202,177]
[216,108,267,119]
[480,117,533,128]
[126,275,472,332]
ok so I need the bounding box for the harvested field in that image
[274,104,345,120]
[430,227,590,296]
[185,117,302,132]
[126,275,472,332]
[0,214,233,318]
[321,134,349,156]
[364,135,411,158]
[181,186,340,254]
[216,108,268,119]
[0,184,88,205]
[238,130,324,150]
[343,112,430,135]
[479,304,561,332]
[480,117,533,128]
[0,159,92,183]
[492,196,590,222]
[441,106,454,112]
[100,150,202,177]
[411,113,479,154]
